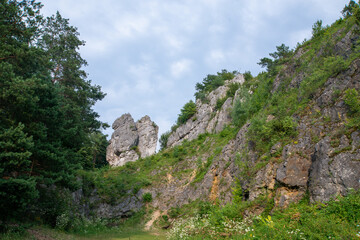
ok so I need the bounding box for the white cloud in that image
[206,49,226,67]
[170,59,192,78]
[114,15,150,39]
[41,0,350,138]
[128,63,155,94]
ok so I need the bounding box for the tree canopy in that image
[0,0,107,225]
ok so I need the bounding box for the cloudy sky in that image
[40,0,349,141]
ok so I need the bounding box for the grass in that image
[77,125,238,207]
[0,226,166,240]
[167,190,360,239]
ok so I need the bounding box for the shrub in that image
[215,97,227,111]
[243,71,253,82]
[177,100,197,125]
[142,193,152,203]
[344,88,360,128]
[312,19,325,38]
[169,207,181,218]
[159,131,171,150]
[195,69,238,102]
[226,82,241,98]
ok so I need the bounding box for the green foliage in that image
[258,44,293,75]
[243,71,253,82]
[172,145,187,161]
[232,73,273,128]
[159,130,171,150]
[300,56,347,100]
[312,19,325,38]
[194,69,238,102]
[226,82,240,98]
[0,123,33,176]
[177,100,197,125]
[142,192,153,203]
[78,131,109,169]
[169,207,181,218]
[341,0,360,24]
[215,96,227,111]
[0,0,107,225]
[248,115,297,152]
[169,191,360,239]
[344,88,360,128]
[342,0,358,18]
[0,178,38,223]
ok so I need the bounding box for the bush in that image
[226,82,241,98]
[312,20,325,38]
[142,193,152,203]
[177,100,197,125]
[195,69,238,102]
[344,88,360,128]
[169,207,181,218]
[243,71,253,82]
[215,97,227,111]
[159,131,171,150]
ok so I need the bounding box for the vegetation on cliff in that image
[2,0,360,239]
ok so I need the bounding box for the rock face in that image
[167,74,245,147]
[136,116,158,158]
[106,114,158,166]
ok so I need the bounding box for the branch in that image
[0,55,16,61]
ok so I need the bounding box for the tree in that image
[312,20,324,38]
[78,132,109,169]
[258,44,293,75]
[0,0,108,224]
[342,0,357,18]
[38,12,106,151]
[159,131,171,150]
[177,100,197,125]
[0,0,45,224]
[258,57,274,72]
[194,70,238,101]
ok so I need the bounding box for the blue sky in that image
[40,0,349,139]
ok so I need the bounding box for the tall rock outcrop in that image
[167,74,244,147]
[136,116,158,158]
[106,114,158,166]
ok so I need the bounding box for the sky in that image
[40,0,349,142]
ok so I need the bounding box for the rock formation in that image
[167,74,244,147]
[106,114,158,166]
[136,116,158,158]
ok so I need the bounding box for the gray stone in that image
[215,97,233,133]
[107,113,158,166]
[308,137,360,203]
[111,113,138,154]
[136,116,159,158]
[167,74,244,147]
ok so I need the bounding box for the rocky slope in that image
[73,15,360,224]
[167,74,244,147]
[144,20,360,211]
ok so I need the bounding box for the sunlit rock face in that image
[106,113,158,166]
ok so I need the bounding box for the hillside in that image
[65,4,360,239]
[1,1,360,240]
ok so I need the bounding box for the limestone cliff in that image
[106,114,158,166]
[73,16,360,223]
